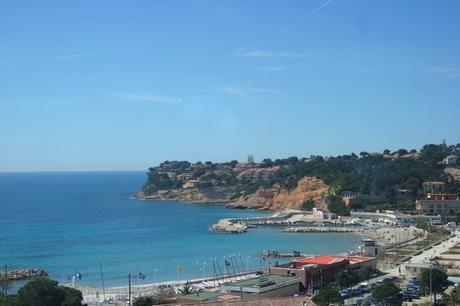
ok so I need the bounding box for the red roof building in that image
[269,255,377,292]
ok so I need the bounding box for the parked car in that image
[341,289,351,298]
[382,277,392,283]
[401,293,413,302]
[358,282,371,293]
[351,288,363,296]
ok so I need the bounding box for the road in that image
[344,229,460,305]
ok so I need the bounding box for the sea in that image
[0,171,362,288]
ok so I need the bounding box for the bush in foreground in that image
[0,277,85,306]
[312,287,343,306]
[372,283,402,306]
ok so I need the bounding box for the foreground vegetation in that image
[0,277,84,306]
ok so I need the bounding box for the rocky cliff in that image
[229,176,328,210]
[136,161,328,211]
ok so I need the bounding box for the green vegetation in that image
[372,283,402,306]
[133,296,154,306]
[142,143,460,215]
[415,232,449,249]
[419,268,449,301]
[0,277,85,306]
[326,195,349,216]
[336,268,376,288]
[312,287,343,306]
[133,286,175,305]
[442,288,460,306]
[301,199,315,211]
[178,281,195,295]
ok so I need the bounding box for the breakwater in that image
[210,212,304,233]
[284,227,355,233]
[0,268,47,281]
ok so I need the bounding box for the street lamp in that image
[202,262,206,278]
[154,269,158,283]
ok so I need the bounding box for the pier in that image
[211,212,307,233]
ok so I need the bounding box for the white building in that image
[359,239,385,257]
[443,155,458,165]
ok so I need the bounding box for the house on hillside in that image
[417,181,460,214]
[443,155,458,165]
[342,191,358,206]
[422,181,446,194]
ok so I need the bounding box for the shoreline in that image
[79,272,258,304]
[78,226,440,305]
[133,193,291,213]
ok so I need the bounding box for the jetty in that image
[0,268,47,281]
[211,212,308,234]
[261,249,311,258]
[284,226,355,233]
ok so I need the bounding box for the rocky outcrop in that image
[211,219,247,234]
[137,186,239,203]
[446,167,460,181]
[137,176,328,212]
[230,177,328,211]
[0,268,47,281]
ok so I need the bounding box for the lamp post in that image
[195,261,200,279]
[429,264,433,304]
[128,271,132,306]
[202,262,206,278]
[154,269,158,283]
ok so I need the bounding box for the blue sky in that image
[1,0,460,171]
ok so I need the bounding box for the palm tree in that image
[178,281,196,295]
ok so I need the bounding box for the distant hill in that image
[137,143,460,214]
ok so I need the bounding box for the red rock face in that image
[238,176,328,211]
[139,176,329,212]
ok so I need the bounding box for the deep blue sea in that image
[0,172,361,288]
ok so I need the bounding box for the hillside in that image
[137,143,460,213]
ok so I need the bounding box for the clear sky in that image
[1,0,459,171]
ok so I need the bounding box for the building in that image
[220,275,300,299]
[404,263,446,278]
[342,191,358,206]
[443,155,458,165]
[268,255,377,292]
[417,181,460,214]
[359,239,385,257]
[417,193,460,214]
[238,166,281,181]
[313,208,338,220]
[183,179,200,189]
[350,211,442,225]
[422,181,446,194]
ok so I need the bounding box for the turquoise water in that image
[0,172,361,287]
